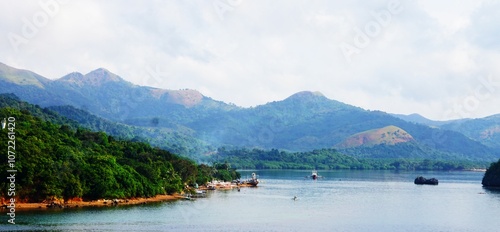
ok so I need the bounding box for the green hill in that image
[0,106,234,202]
[0,94,212,160]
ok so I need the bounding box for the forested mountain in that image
[0,62,238,123]
[0,94,211,159]
[441,114,500,149]
[1,63,499,161]
[0,106,229,202]
[393,113,500,149]
[47,105,212,159]
[208,92,496,161]
[391,113,468,127]
[0,98,241,202]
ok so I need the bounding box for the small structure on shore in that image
[183,190,206,200]
[414,176,439,185]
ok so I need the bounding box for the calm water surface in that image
[2,170,500,231]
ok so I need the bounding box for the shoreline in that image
[1,183,258,212]
[199,182,258,191]
[1,194,184,211]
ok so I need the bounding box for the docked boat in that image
[244,173,259,186]
[183,190,207,200]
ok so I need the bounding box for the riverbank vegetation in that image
[213,148,488,171]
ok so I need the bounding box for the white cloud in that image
[1,0,499,120]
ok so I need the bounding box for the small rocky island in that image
[414,176,438,185]
[482,159,500,187]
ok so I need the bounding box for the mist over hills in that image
[1,62,499,161]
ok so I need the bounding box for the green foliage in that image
[48,105,213,160]
[482,159,500,187]
[0,94,212,160]
[212,162,240,181]
[442,115,500,149]
[0,106,219,202]
[196,164,214,185]
[212,147,488,171]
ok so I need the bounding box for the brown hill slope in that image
[336,125,414,148]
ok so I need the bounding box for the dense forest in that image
[0,93,213,160]
[0,106,237,202]
[48,105,212,160]
[482,159,500,187]
[213,148,488,171]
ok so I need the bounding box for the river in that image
[3,170,500,231]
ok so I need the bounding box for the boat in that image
[192,190,207,198]
[305,170,322,180]
[244,173,259,186]
[311,170,318,180]
[183,190,207,200]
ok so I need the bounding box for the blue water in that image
[2,170,500,231]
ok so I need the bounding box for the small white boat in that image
[306,170,322,180]
[311,170,318,180]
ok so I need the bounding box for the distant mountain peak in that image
[164,89,204,108]
[291,91,324,97]
[85,68,124,83]
[60,72,84,80]
[58,68,127,87]
[285,91,326,101]
[485,114,500,120]
[0,62,50,88]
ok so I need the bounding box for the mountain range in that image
[1,62,499,161]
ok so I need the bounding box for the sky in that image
[1,0,500,121]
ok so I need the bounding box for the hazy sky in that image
[1,0,500,120]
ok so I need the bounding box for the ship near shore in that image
[241,173,259,186]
